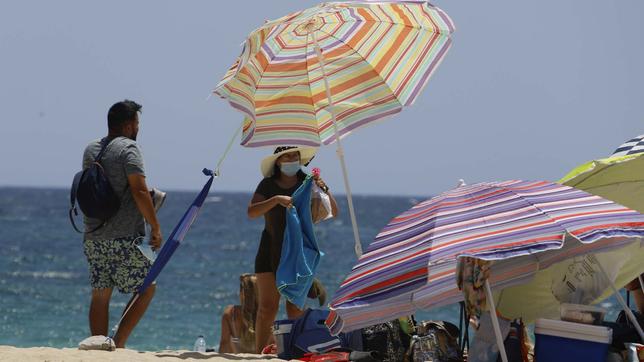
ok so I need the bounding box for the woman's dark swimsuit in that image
[253,173,305,274]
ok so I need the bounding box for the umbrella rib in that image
[319,4,454,34]
[305,32,323,141]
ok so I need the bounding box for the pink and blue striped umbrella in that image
[326,180,644,334]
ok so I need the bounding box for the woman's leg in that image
[255,272,280,353]
[285,300,304,320]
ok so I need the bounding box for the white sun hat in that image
[260,146,317,178]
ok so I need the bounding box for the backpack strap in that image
[95,136,116,162]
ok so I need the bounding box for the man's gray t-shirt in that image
[82,136,146,240]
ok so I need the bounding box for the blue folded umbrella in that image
[137,169,214,294]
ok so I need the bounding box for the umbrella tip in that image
[456,179,466,188]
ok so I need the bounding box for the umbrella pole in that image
[108,293,141,339]
[311,31,363,258]
[596,262,644,342]
[484,280,509,362]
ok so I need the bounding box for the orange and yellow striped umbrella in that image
[214,1,455,147]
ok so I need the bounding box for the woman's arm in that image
[247,193,292,219]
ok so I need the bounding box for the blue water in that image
[0,187,627,351]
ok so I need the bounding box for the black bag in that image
[604,309,644,350]
[69,137,121,233]
[361,320,410,362]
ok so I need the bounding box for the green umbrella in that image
[559,134,644,336]
[559,135,644,213]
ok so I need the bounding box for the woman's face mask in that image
[280,161,301,176]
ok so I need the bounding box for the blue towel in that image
[276,176,323,309]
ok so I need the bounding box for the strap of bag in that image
[459,301,470,353]
[95,136,116,162]
[69,207,105,234]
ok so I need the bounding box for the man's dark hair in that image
[108,100,142,131]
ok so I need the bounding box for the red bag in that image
[300,351,350,362]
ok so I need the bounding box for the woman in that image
[217,274,328,353]
[247,146,338,353]
[218,274,258,353]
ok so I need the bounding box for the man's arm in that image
[128,173,162,249]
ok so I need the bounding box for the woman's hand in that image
[313,175,329,193]
[273,195,293,208]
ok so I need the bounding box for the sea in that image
[0,187,629,351]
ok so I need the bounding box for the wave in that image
[9,271,79,280]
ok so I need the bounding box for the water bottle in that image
[193,335,206,353]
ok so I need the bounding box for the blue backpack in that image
[69,137,122,233]
[279,309,362,360]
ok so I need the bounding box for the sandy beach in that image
[0,346,286,362]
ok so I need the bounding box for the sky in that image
[0,1,642,196]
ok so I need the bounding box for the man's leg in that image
[89,288,113,336]
[113,284,156,348]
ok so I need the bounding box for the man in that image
[82,100,162,348]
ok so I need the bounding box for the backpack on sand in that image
[69,137,121,233]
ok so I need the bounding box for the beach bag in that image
[69,137,121,233]
[280,309,342,360]
[78,335,116,351]
[496,319,531,362]
[408,321,463,362]
[362,319,410,362]
[607,310,644,350]
[311,183,333,224]
[302,350,381,362]
[279,309,361,360]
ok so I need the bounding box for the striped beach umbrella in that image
[613,134,644,157]
[214,1,454,147]
[326,180,644,335]
[214,1,455,257]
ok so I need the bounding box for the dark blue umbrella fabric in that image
[137,169,214,294]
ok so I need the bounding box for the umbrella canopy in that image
[326,180,644,334]
[214,0,454,147]
[560,134,644,213]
